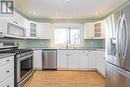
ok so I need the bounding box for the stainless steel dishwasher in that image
[42,49,57,70]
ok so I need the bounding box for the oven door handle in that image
[17,54,33,61]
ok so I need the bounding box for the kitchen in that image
[0,0,129,87]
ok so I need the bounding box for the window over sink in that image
[54,28,81,47]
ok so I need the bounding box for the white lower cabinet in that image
[79,50,89,69]
[0,76,14,87]
[57,50,68,69]
[0,56,14,87]
[88,51,96,68]
[95,51,105,77]
[68,50,80,69]
[33,50,42,70]
[57,50,96,70]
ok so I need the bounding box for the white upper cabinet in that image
[37,23,51,39]
[25,20,38,39]
[84,23,94,39]
[84,20,106,39]
[0,13,26,38]
[6,13,25,28]
[94,20,106,39]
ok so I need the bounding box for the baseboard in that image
[97,70,105,78]
[34,68,42,71]
[57,68,96,71]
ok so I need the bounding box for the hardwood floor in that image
[23,71,105,87]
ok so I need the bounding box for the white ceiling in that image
[15,0,128,19]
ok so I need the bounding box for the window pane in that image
[54,28,68,44]
[70,29,80,44]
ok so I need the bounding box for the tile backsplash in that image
[84,39,105,48]
[0,38,105,49]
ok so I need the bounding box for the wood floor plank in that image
[23,71,105,87]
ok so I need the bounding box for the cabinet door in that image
[94,21,106,39]
[80,50,89,68]
[26,21,38,39]
[95,51,105,76]
[37,23,50,39]
[33,50,42,70]
[0,19,3,36]
[101,20,106,38]
[88,51,96,68]
[14,13,25,27]
[68,50,80,69]
[100,52,105,76]
[84,23,94,39]
[57,50,68,69]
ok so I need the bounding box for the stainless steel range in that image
[0,42,34,87]
[15,49,33,87]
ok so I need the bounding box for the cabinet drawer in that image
[0,56,14,66]
[0,76,14,87]
[0,63,14,83]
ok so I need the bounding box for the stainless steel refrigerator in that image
[106,4,130,87]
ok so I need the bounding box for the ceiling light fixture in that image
[33,11,36,15]
[96,12,99,14]
[73,11,76,15]
[62,0,71,3]
[56,12,59,15]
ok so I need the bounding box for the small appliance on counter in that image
[0,42,34,87]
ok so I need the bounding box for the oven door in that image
[17,54,33,83]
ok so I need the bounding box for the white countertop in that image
[28,47,105,52]
[0,53,15,59]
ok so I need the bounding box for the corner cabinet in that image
[84,20,106,39]
[95,51,105,77]
[37,23,51,39]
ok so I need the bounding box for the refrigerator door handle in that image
[116,16,122,57]
[122,14,128,59]
[119,15,125,58]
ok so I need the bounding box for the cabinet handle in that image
[6,70,10,73]
[6,60,10,62]
[66,54,70,56]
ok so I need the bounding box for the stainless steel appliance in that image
[0,42,33,87]
[16,49,33,87]
[106,4,130,87]
[42,49,57,70]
